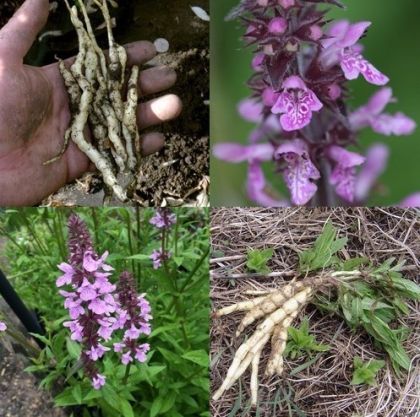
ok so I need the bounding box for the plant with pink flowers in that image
[214,0,419,206]
[56,214,152,390]
[1,208,209,417]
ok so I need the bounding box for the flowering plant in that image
[0,208,209,417]
[214,0,419,206]
[57,214,152,389]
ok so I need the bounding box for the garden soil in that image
[1,0,209,207]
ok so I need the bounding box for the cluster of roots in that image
[47,0,140,202]
[212,275,347,406]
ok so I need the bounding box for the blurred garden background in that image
[211,0,420,206]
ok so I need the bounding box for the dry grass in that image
[210,207,420,417]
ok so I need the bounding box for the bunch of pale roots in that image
[46,0,140,202]
[212,271,361,406]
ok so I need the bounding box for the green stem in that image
[122,363,132,384]
[135,207,142,283]
[91,208,99,247]
[124,210,136,277]
[174,212,179,258]
[51,211,67,260]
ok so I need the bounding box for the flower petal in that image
[246,162,288,207]
[275,139,320,205]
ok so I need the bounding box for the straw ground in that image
[210,207,419,417]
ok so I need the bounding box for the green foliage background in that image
[211,0,420,206]
[0,208,209,417]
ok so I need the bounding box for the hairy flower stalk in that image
[57,214,151,389]
[113,271,152,365]
[214,0,418,206]
[149,209,176,269]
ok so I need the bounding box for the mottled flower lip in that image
[271,76,323,132]
[274,139,320,205]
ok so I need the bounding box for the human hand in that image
[0,0,182,206]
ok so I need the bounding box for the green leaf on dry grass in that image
[246,248,274,274]
[351,357,385,386]
[298,222,347,272]
[285,317,330,360]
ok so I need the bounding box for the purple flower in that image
[400,193,420,208]
[0,321,7,332]
[274,139,320,205]
[92,374,106,390]
[321,20,389,86]
[56,263,74,287]
[350,88,416,136]
[114,272,152,365]
[214,1,417,206]
[135,344,150,362]
[328,146,366,202]
[149,209,176,229]
[150,249,171,269]
[122,352,133,365]
[271,76,323,131]
[355,143,389,202]
[247,161,288,207]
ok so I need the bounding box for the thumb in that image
[0,0,49,62]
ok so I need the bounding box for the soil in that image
[0,347,68,417]
[1,0,209,207]
[0,290,67,417]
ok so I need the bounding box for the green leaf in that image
[120,399,135,417]
[389,274,420,299]
[298,222,347,272]
[72,385,82,404]
[342,257,370,271]
[182,350,209,368]
[351,357,385,386]
[150,396,164,417]
[54,387,78,406]
[66,337,81,359]
[246,248,274,274]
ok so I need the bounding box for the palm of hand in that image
[0,60,90,205]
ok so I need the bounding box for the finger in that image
[125,41,157,67]
[0,0,49,61]
[138,66,177,95]
[137,94,182,129]
[141,132,165,156]
[63,40,156,68]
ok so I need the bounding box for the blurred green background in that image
[211,0,420,206]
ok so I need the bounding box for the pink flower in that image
[328,146,366,202]
[124,325,141,340]
[247,162,288,207]
[321,20,389,86]
[92,374,106,390]
[399,193,420,208]
[213,143,273,163]
[355,144,389,202]
[271,76,323,131]
[349,88,416,136]
[274,139,320,205]
[113,342,125,353]
[56,263,74,287]
[86,344,110,361]
[135,343,150,363]
[122,352,133,365]
[0,321,7,332]
[83,251,113,273]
